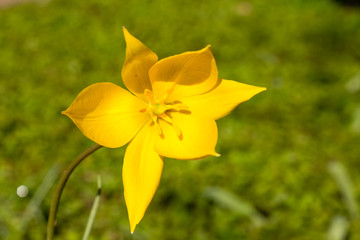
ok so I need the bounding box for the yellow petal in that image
[123,122,163,233]
[121,27,158,99]
[149,45,219,102]
[181,79,266,120]
[155,112,218,159]
[62,82,149,148]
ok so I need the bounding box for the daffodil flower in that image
[63,27,265,233]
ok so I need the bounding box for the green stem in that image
[46,144,102,240]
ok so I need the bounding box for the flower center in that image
[152,103,167,115]
[141,89,189,138]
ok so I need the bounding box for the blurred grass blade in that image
[20,164,60,232]
[326,215,349,240]
[204,186,265,227]
[82,175,102,240]
[328,161,359,220]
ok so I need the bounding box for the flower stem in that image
[46,144,102,240]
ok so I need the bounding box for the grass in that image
[1,0,360,239]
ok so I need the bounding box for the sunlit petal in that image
[149,46,219,102]
[181,79,266,120]
[122,27,158,99]
[123,122,163,233]
[62,82,149,148]
[155,112,218,159]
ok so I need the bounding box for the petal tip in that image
[130,223,137,234]
[203,44,212,52]
[252,86,267,95]
[257,87,267,94]
[61,110,69,116]
[209,151,221,157]
[122,26,130,36]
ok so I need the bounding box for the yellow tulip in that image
[62,27,266,233]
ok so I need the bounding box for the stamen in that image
[150,120,164,138]
[155,122,164,138]
[144,91,187,140]
[169,103,189,111]
[151,114,158,124]
[171,121,183,140]
[151,115,164,137]
[157,113,183,140]
[158,113,173,124]
[144,89,155,105]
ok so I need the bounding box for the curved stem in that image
[46,144,103,240]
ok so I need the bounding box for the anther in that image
[169,121,183,140]
[144,89,155,105]
[170,103,189,111]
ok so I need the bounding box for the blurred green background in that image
[1,0,360,239]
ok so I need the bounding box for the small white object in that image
[17,185,29,198]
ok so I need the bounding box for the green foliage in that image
[1,0,360,239]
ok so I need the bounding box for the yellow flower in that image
[62,27,266,233]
